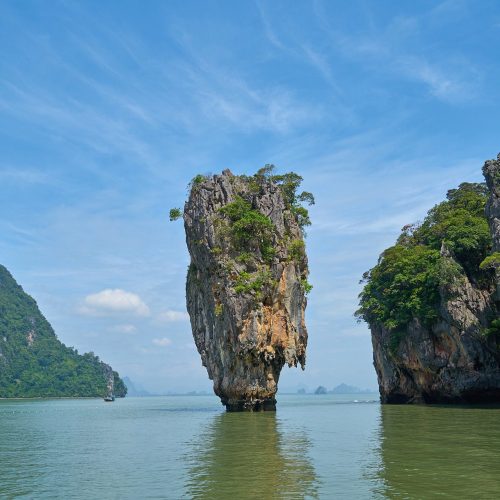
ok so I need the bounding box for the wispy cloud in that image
[399,56,478,103]
[313,2,480,104]
[152,337,172,347]
[255,1,287,50]
[302,45,342,93]
[108,324,137,334]
[0,166,51,185]
[157,310,189,323]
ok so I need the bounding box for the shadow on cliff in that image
[184,412,319,499]
[376,405,500,498]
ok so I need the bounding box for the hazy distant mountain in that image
[330,383,371,394]
[123,377,152,397]
[314,386,327,395]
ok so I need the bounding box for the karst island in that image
[357,153,500,403]
[171,166,314,411]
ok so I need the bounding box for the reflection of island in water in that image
[185,412,318,499]
[377,405,500,498]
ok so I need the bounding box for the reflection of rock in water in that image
[377,405,500,498]
[185,413,318,499]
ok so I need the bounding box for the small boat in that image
[104,395,115,402]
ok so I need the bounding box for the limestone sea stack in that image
[357,154,500,403]
[179,168,313,411]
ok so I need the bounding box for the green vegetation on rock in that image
[288,239,306,261]
[0,265,127,398]
[356,182,493,345]
[357,245,442,332]
[234,269,274,299]
[173,166,314,299]
[300,278,313,295]
[219,196,274,257]
[256,165,315,229]
[480,252,500,270]
[169,208,182,221]
[485,319,500,337]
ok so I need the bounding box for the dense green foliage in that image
[0,266,126,398]
[191,174,207,186]
[256,164,315,228]
[356,182,493,341]
[357,245,442,331]
[174,166,313,300]
[410,183,491,274]
[485,319,500,337]
[169,208,182,221]
[234,270,274,300]
[480,252,500,270]
[220,168,313,298]
[219,196,274,261]
[300,278,313,295]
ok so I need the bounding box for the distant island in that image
[308,384,376,394]
[330,383,375,394]
[123,377,152,397]
[0,265,126,398]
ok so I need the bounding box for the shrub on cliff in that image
[480,252,500,270]
[254,165,315,229]
[219,196,274,254]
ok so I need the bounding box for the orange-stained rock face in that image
[183,170,309,411]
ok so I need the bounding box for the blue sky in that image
[1,0,500,393]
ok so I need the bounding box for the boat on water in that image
[104,395,115,402]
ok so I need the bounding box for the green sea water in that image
[1,394,499,499]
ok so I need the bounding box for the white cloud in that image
[80,289,150,316]
[157,310,189,323]
[152,337,172,347]
[108,324,137,334]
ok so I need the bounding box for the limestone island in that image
[171,166,313,411]
[357,154,500,403]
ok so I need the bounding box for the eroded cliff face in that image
[370,155,500,403]
[183,170,309,411]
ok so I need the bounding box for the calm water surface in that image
[1,394,499,498]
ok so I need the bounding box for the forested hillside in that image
[0,265,126,398]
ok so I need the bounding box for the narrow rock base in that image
[224,398,277,412]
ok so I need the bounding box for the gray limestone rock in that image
[182,170,309,411]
